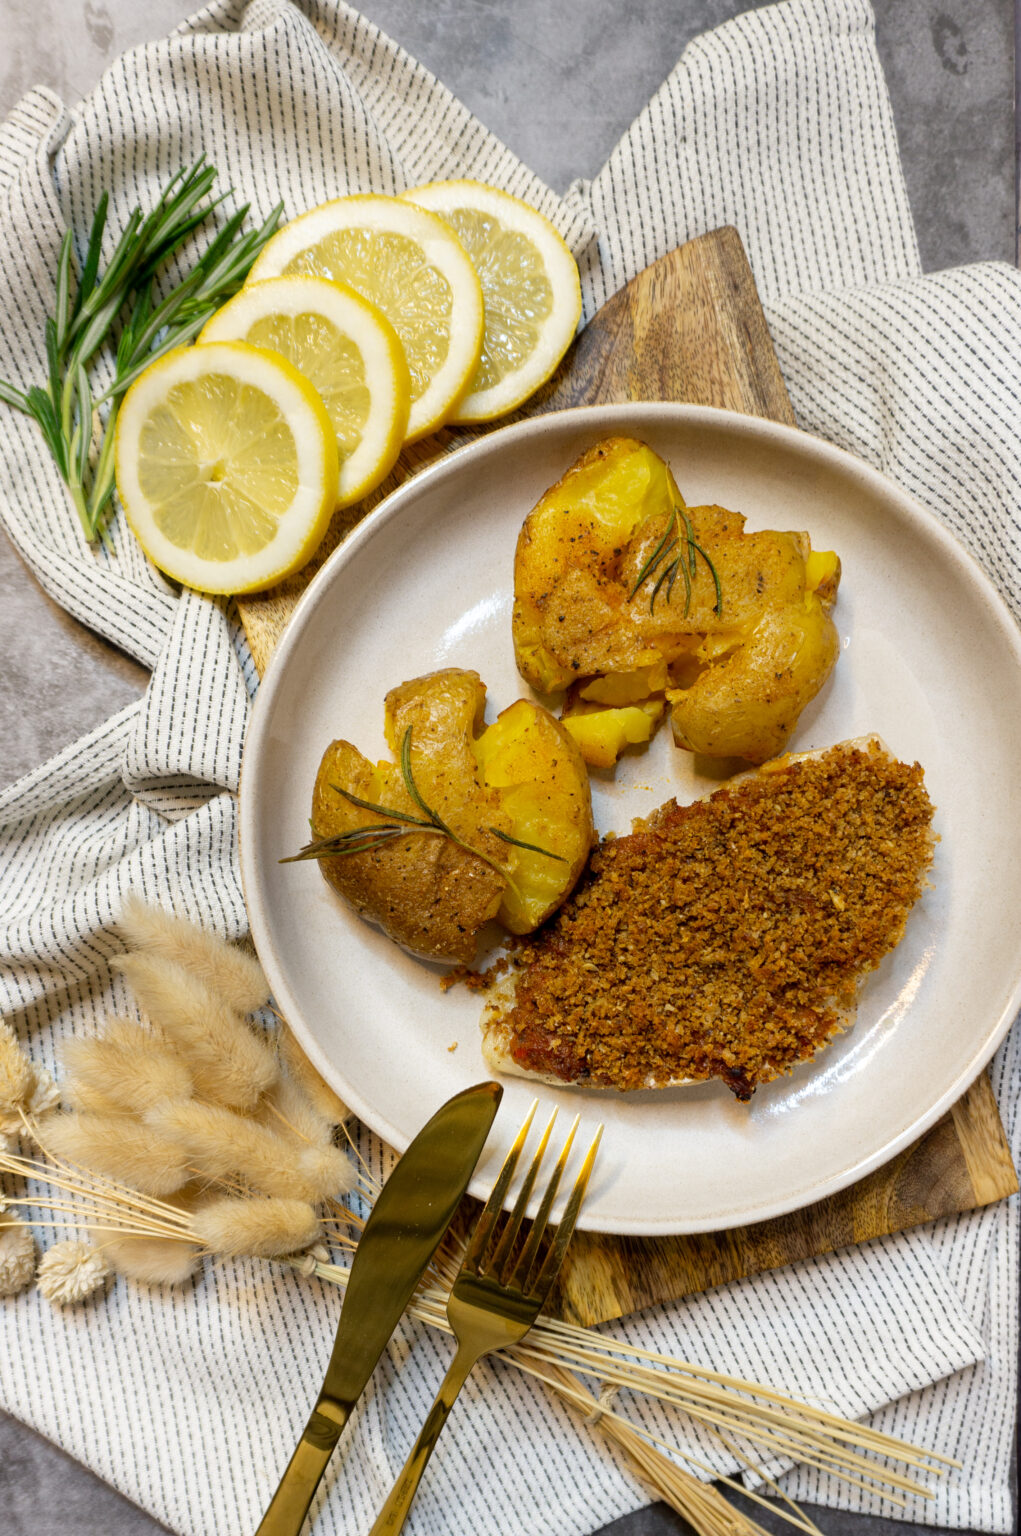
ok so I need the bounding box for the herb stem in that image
[284,725,565,877]
[0,161,283,545]
[627,501,723,619]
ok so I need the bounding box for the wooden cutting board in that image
[238,225,1017,1328]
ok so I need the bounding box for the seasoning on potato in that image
[288,669,594,964]
[513,436,841,765]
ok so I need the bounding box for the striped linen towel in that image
[0,1,1017,1532]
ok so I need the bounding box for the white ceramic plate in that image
[240,403,1021,1235]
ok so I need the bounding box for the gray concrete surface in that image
[0,2,1016,1534]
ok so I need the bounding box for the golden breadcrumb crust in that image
[494,743,935,1099]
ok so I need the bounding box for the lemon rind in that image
[403,179,582,423]
[249,195,484,442]
[199,274,410,507]
[115,341,338,595]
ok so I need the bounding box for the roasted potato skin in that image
[310,670,593,963]
[512,436,841,763]
[311,682,507,963]
[514,437,681,692]
[667,595,839,763]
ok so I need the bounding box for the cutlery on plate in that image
[254,1079,503,1536]
[367,1103,601,1536]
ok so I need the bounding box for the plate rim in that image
[240,401,1021,1235]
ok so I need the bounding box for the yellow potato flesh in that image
[513,437,682,693]
[472,698,594,932]
[311,670,592,962]
[561,700,664,769]
[579,660,669,705]
[667,594,839,763]
[513,436,841,763]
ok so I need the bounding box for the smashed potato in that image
[512,437,840,764]
[308,669,593,963]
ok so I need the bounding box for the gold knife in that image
[254,1080,503,1535]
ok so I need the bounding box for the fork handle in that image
[254,1402,349,1536]
[368,1343,485,1536]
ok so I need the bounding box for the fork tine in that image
[462,1099,537,1270]
[508,1113,578,1291]
[530,1124,602,1298]
[487,1108,557,1279]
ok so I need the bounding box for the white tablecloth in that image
[0,2,1018,1530]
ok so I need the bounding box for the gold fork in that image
[368,1103,601,1536]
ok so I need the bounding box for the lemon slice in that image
[199,276,409,509]
[403,180,581,422]
[115,342,338,594]
[249,196,484,442]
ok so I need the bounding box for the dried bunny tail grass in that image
[149,1101,352,1203]
[278,1025,349,1126]
[27,1066,60,1119]
[101,1232,202,1286]
[293,1144,356,1200]
[192,1196,320,1258]
[65,1080,132,1118]
[43,1113,190,1198]
[0,1021,33,1111]
[113,952,277,1111]
[0,1218,37,1294]
[118,897,270,1015]
[61,1019,193,1113]
[258,1074,335,1147]
[36,1240,109,1305]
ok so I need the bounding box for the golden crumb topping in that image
[499,743,935,1098]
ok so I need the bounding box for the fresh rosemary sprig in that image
[627,502,722,618]
[282,725,566,870]
[0,160,283,545]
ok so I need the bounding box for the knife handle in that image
[254,1403,348,1536]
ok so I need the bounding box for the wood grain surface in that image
[239,224,1016,1325]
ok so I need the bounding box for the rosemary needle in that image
[283,726,565,870]
[627,502,723,618]
[0,160,283,545]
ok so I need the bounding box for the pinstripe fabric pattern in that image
[0,2,1017,1532]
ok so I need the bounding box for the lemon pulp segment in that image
[284,231,450,406]
[246,313,369,453]
[440,208,553,390]
[199,276,409,506]
[138,374,298,560]
[115,342,337,594]
[403,181,581,422]
[249,197,484,441]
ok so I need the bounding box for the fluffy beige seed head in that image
[61,1019,193,1114]
[192,1196,321,1258]
[0,1022,33,1112]
[148,1101,348,1202]
[294,1144,355,1201]
[258,1075,334,1147]
[113,952,277,1111]
[118,897,270,1014]
[0,1220,37,1295]
[37,1240,109,1305]
[42,1113,190,1197]
[278,1026,349,1126]
[27,1066,61,1119]
[101,1233,202,1286]
[65,1080,130,1118]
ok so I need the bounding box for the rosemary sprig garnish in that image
[0,160,283,545]
[282,725,566,870]
[627,502,722,618]
[488,827,567,860]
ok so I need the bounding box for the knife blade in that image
[255,1079,502,1536]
